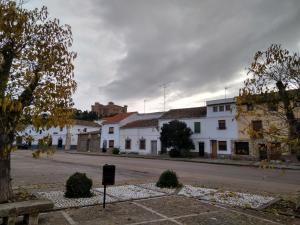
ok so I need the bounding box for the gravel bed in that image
[178,185,217,197]
[36,190,117,209]
[95,185,166,200]
[200,191,275,209]
[137,183,177,194]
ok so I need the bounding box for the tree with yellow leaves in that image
[237,44,300,160]
[0,0,76,203]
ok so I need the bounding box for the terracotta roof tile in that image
[103,112,136,124]
[160,107,207,119]
[121,119,158,129]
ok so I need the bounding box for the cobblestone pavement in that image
[38,196,300,225]
[11,151,300,197]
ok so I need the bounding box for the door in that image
[57,138,63,149]
[210,140,217,158]
[198,142,205,157]
[151,140,157,155]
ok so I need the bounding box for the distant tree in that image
[0,1,76,202]
[238,44,300,157]
[74,109,99,121]
[160,120,195,157]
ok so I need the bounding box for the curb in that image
[64,151,300,171]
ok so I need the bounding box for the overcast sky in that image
[26,0,300,113]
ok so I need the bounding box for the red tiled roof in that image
[121,119,158,129]
[160,107,207,119]
[103,112,136,124]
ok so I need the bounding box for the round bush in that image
[156,170,180,188]
[112,148,120,155]
[169,148,181,158]
[65,172,93,198]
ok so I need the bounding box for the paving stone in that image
[67,202,162,225]
[138,195,220,218]
[95,185,166,200]
[178,185,217,197]
[176,210,277,225]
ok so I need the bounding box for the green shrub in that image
[65,172,93,198]
[156,170,181,188]
[112,148,120,155]
[169,148,181,158]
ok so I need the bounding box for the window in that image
[268,103,278,112]
[218,120,226,130]
[247,104,253,111]
[109,140,114,148]
[213,106,218,112]
[219,105,224,112]
[218,141,227,151]
[60,127,63,132]
[139,139,146,150]
[109,127,114,134]
[125,139,131,149]
[225,104,231,111]
[39,130,42,134]
[252,120,262,131]
[194,122,201,133]
[252,120,263,138]
[235,142,249,155]
[29,130,31,134]
[83,128,87,132]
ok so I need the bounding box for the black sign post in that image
[102,164,115,208]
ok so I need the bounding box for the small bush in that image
[169,148,181,158]
[112,148,120,155]
[156,170,181,188]
[65,172,93,198]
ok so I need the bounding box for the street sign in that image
[102,164,115,208]
[102,164,115,185]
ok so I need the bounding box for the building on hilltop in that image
[91,101,127,118]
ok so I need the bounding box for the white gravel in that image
[200,191,275,209]
[95,185,166,200]
[178,185,217,197]
[36,190,117,209]
[137,183,177,194]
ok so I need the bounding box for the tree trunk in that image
[0,155,13,203]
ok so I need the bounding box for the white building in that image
[18,120,101,149]
[120,119,161,155]
[157,98,237,158]
[100,112,137,149]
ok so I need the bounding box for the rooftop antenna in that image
[143,99,147,113]
[224,86,228,99]
[160,83,169,112]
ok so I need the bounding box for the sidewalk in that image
[38,195,299,225]
[65,151,300,170]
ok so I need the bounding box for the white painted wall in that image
[120,127,161,155]
[18,124,100,148]
[158,101,238,156]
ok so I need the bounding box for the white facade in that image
[18,121,100,149]
[120,127,161,155]
[100,113,137,149]
[100,112,163,149]
[158,98,238,157]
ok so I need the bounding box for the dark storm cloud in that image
[93,0,300,103]
[26,0,300,111]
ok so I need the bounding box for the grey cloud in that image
[26,0,300,111]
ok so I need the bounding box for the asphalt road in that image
[11,150,300,196]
